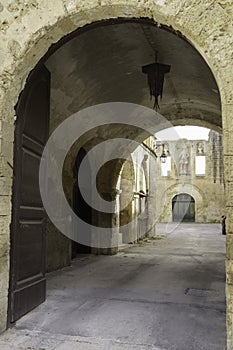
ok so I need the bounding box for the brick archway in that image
[0,1,232,347]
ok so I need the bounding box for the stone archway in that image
[0,1,232,347]
[158,183,205,223]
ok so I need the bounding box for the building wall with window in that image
[155,131,225,223]
[118,131,225,232]
[119,137,157,243]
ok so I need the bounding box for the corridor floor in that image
[0,224,226,350]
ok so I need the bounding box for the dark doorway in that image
[8,65,50,324]
[72,148,92,257]
[172,194,195,222]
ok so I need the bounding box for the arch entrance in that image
[8,17,222,324]
[172,194,195,223]
[1,2,230,344]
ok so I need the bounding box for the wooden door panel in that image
[21,148,42,206]
[24,81,50,144]
[9,65,50,323]
[12,280,46,323]
[17,222,45,282]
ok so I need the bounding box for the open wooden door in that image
[8,65,50,323]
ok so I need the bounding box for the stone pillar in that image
[0,119,14,332]
[92,189,120,255]
[120,170,135,244]
[222,104,233,350]
[147,154,157,236]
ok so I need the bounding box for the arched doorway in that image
[172,193,195,222]
[7,18,220,325]
[0,3,230,342]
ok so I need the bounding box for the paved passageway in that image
[0,224,226,350]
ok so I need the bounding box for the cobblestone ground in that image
[0,224,226,350]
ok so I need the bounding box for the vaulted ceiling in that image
[45,20,221,133]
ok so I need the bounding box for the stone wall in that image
[155,135,225,223]
[46,220,71,273]
[0,1,233,347]
[119,142,155,244]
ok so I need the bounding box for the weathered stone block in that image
[226,259,233,285]
[0,296,8,333]
[0,138,13,161]
[176,1,229,40]
[0,197,11,216]
[0,216,10,236]
[227,338,233,350]
[0,179,12,195]
[0,157,13,178]
[226,183,233,207]
[221,85,233,108]
[0,249,10,334]
[224,157,233,183]
[227,234,233,261]
[226,207,233,234]
[226,284,233,313]
[222,104,233,155]
[0,120,14,141]
[0,257,9,298]
[227,312,233,345]
[0,233,10,256]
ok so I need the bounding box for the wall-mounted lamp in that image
[160,144,167,163]
[153,142,169,163]
[142,140,169,163]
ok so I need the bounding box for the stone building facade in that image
[155,131,225,223]
[0,1,233,348]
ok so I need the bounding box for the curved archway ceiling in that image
[45,21,221,132]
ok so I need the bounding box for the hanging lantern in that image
[142,62,171,110]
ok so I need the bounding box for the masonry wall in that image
[156,136,225,223]
[0,1,233,348]
[119,141,156,244]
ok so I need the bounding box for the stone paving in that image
[0,224,226,350]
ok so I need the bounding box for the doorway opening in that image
[72,148,92,257]
[172,193,195,222]
[8,16,223,335]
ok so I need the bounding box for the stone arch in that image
[1,0,232,124]
[158,183,205,223]
[0,1,232,345]
[170,119,222,134]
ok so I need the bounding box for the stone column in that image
[147,154,157,236]
[222,104,233,350]
[92,188,119,255]
[0,119,14,332]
